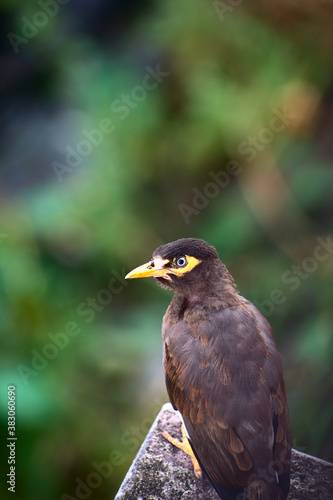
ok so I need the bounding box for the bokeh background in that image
[1,1,333,499]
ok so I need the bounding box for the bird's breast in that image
[162,303,275,419]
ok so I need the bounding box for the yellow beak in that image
[125,257,171,279]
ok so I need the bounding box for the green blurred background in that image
[1,1,333,498]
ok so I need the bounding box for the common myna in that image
[125,238,291,500]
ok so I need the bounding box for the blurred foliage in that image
[0,0,333,498]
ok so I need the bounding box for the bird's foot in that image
[162,424,202,479]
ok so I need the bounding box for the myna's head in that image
[125,238,234,296]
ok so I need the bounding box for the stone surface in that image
[115,403,333,500]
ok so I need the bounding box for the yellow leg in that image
[163,424,202,479]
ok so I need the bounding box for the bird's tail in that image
[247,479,287,500]
[247,480,267,500]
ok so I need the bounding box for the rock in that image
[115,403,333,500]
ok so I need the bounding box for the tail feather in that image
[247,480,268,500]
[246,479,288,500]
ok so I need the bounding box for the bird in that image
[125,238,291,500]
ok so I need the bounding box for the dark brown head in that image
[125,238,236,300]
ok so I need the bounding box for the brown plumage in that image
[126,238,291,500]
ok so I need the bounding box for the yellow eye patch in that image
[169,255,201,276]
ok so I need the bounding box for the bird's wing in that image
[163,301,291,492]
[245,300,291,476]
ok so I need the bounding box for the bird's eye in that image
[176,256,187,267]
